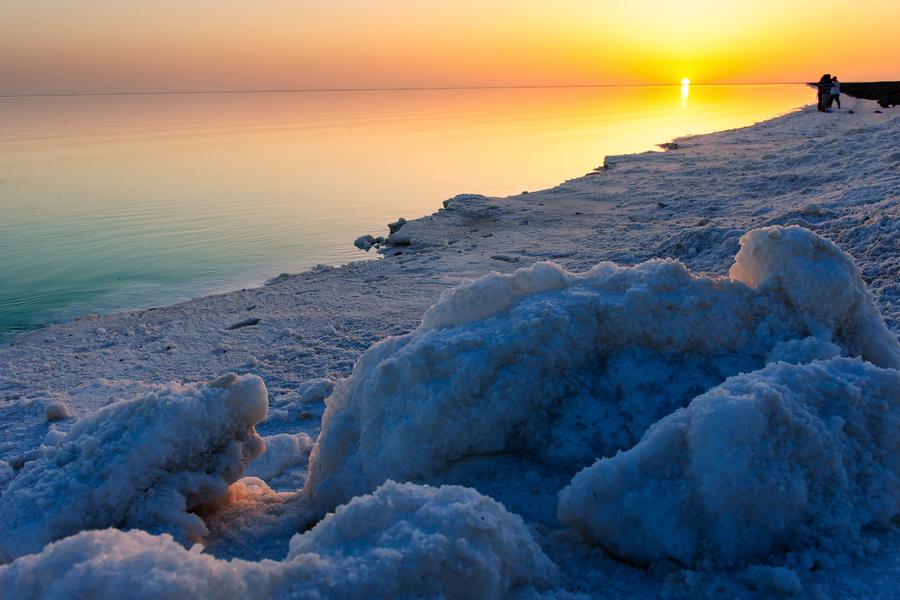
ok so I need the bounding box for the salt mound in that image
[305,226,900,512]
[0,373,268,563]
[0,481,555,600]
[0,529,260,600]
[558,358,900,567]
[729,226,899,369]
[284,481,556,598]
[245,433,313,482]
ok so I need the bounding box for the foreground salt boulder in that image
[728,226,899,369]
[0,373,268,563]
[558,358,900,567]
[305,226,900,512]
[0,529,259,600]
[0,482,555,600]
[283,481,556,598]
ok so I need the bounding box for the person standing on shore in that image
[828,76,841,109]
[817,74,832,111]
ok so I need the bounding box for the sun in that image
[681,78,691,86]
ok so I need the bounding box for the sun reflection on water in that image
[681,78,690,108]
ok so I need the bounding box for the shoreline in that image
[0,83,815,344]
[1,95,898,596]
[2,96,897,394]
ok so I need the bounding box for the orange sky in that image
[2,0,898,95]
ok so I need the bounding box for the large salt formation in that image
[0,373,268,562]
[305,226,900,520]
[2,224,896,591]
[0,482,555,600]
[558,358,900,566]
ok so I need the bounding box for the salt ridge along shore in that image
[1,96,899,598]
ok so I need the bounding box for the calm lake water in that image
[0,84,810,339]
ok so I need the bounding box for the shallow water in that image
[0,84,811,338]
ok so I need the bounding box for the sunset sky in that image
[3,0,899,95]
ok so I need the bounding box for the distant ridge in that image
[808,80,900,106]
[842,81,900,106]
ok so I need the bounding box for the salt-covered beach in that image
[1,95,898,598]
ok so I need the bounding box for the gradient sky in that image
[2,0,898,95]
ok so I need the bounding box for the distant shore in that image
[809,80,900,105]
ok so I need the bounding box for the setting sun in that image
[3,1,900,94]
[681,78,691,86]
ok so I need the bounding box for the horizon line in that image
[0,81,809,99]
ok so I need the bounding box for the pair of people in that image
[817,74,840,111]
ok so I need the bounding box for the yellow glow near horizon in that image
[1,1,898,95]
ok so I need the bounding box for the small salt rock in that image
[387,218,407,234]
[45,402,71,422]
[354,235,375,251]
[279,328,303,340]
[801,203,825,217]
[43,427,67,445]
[386,232,412,246]
[226,317,261,330]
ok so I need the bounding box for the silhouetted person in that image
[828,76,841,109]
[817,74,832,111]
